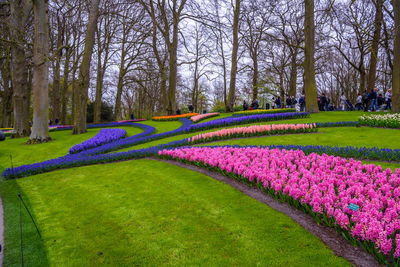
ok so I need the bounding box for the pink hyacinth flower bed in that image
[158,146,400,263]
[190,113,220,123]
[189,123,316,143]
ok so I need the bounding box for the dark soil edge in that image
[151,157,381,267]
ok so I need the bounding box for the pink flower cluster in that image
[190,123,316,143]
[190,113,220,122]
[159,146,400,258]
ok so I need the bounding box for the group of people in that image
[271,95,306,111]
[176,104,195,115]
[342,88,392,112]
[243,99,260,110]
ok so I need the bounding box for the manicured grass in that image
[0,160,350,266]
[1,112,398,266]
[138,120,182,134]
[0,126,143,174]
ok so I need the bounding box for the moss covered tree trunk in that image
[10,0,31,137]
[367,0,383,93]
[304,0,319,113]
[30,0,51,143]
[226,0,240,112]
[72,0,100,134]
[393,0,400,112]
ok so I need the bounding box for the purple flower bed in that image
[69,128,127,154]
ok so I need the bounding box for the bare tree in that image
[10,0,32,137]
[73,0,100,134]
[304,0,318,112]
[393,0,400,112]
[226,0,241,112]
[29,0,50,143]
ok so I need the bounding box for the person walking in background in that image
[286,97,292,108]
[362,90,369,111]
[271,97,276,109]
[340,92,347,111]
[326,96,331,111]
[299,95,305,111]
[130,113,135,120]
[188,104,194,113]
[291,96,297,109]
[368,88,378,111]
[377,93,384,110]
[176,108,181,115]
[385,89,392,110]
[243,100,249,111]
[275,97,282,109]
[320,94,327,111]
[355,93,363,111]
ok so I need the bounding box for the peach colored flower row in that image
[189,123,316,143]
[190,113,220,122]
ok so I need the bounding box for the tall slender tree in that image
[367,0,384,92]
[226,0,241,112]
[73,0,100,134]
[304,0,318,112]
[29,0,51,143]
[393,0,400,112]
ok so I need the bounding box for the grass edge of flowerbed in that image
[156,153,395,266]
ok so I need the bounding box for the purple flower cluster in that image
[69,128,127,154]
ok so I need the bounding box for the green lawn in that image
[0,112,398,266]
[0,160,350,266]
[0,126,144,174]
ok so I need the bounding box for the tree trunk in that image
[29,0,50,143]
[252,52,259,102]
[10,0,31,137]
[304,0,319,113]
[289,50,298,97]
[61,47,71,125]
[114,67,125,121]
[94,40,104,123]
[160,68,167,113]
[52,19,63,122]
[226,0,240,112]
[167,22,179,115]
[0,48,13,128]
[72,0,100,134]
[393,0,400,112]
[367,0,384,92]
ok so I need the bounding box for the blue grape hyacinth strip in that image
[69,128,127,154]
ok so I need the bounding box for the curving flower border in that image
[157,146,400,264]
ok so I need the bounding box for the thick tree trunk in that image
[304,0,319,113]
[10,0,31,137]
[367,0,383,92]
[61,47,71,125]
[226,0,240,112]
[72,0,100,134]
[0,48,13,128]
[393,0,400,112]
[30,0,50,143]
